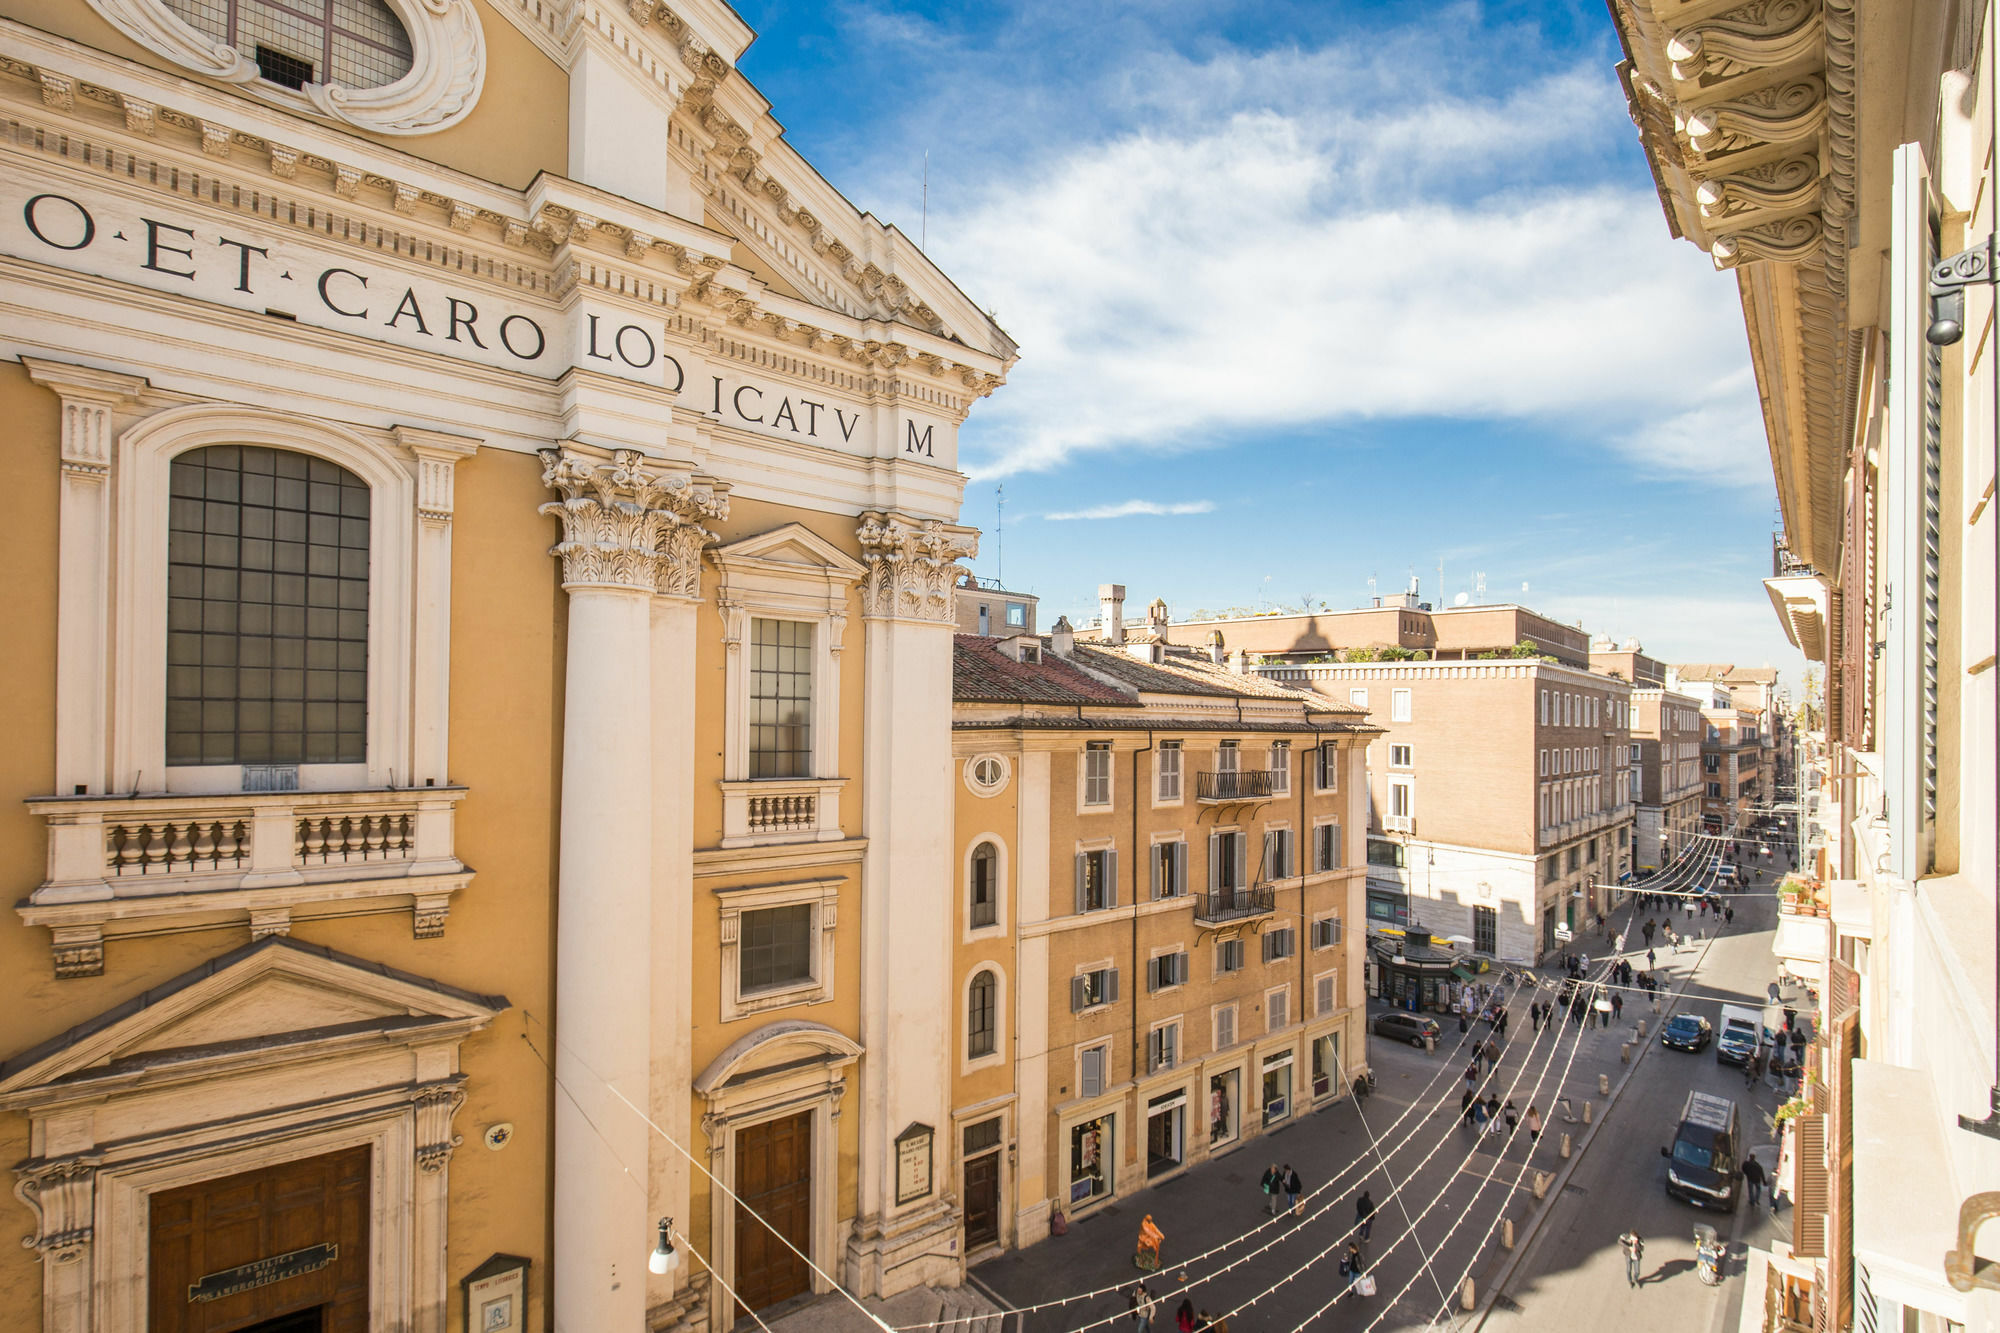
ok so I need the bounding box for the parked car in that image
[1372,1012,1442,1047]
[1661,1013,1713,1052]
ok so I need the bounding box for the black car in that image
[1372,1012,1442,1047]
[1661,1013,1713,1052]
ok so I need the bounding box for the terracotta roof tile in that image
[952,636,1134,705]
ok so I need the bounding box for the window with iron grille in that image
[1473,905,1497,955]
[1147,951,1189,992]
[969,841,998,928]
[1314,822,1342,872]
[167,445,369,768]
[1074,849,1117,912]
[967,969,997,1057]
[748,618,813,778]
[1147,1023,1179,1073]
[164,0,414,90]
[1151,841,1187,898]
[739,904,813,993]
[1083,742,1113,806]
[1071,967,1119,1011]
[963,1117,1003,1156]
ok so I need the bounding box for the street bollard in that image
[1599,1073,1610,1096]
[1560,1133,1572,1159]
[1652,998,1661,1014]
[1461,1277,1476,1311]
[1503,1218,1516,1249]
[1621,1042,1631,1064]
[1426,1034,1436,1054]
[1533,1170,1551,1198]
[1637,1019,1648,1038]
[1584,1100,1594,1124]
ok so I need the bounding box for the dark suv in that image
[1372,1012,1442,1047]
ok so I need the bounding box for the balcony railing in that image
[22,787,471,977]
[1195,885,1276,924]
[1196,769,1275,802]
[719,777,848,848]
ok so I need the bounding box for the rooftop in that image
[951,636,1133,706]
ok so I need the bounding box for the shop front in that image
[1146,1089,1187,1179]
[1260,1050,1294,1127]
[1067,1114,1114,1208]
[1310,1031,1343,1101]
[1368,931,1463,1013]
[1208,1069,1241,1149]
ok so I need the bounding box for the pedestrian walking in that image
[1466,1061,1479,1091]
[1619,1231,1645,1288]
[1647,946,1657,970]
[1485,1093,1502,1134]
[1498,1008,1509,1038]
[1176,1297,1196,1333]
[1742,1154,1767,1207]
[1471,1098,1489,1132]
[1356,1189,1376,1243]
[1504,1099,1519,1134]
[1461,1087,1476,1123]
[1128,1282,1158,1331]
[1283,1165,1302,1217]
[1525,1105,1542,1145]
[1611,992,1624,1021]
[1259,1163,1282,1216]
[1459,1007,1469,1035]
[1340,1241,1365,1291]
[1486,1038,1501,1072]
[1531,1000,1543,1032]
[1746,1047,1767,1089]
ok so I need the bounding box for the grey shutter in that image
[1106,849,1119,908]
[1332,823,1343,867]
[1175,842,1188,896]
[1264,831,1276,881]
[1235,834,1247,889]
[1074,853,1088,914]
[1150,845,1162,899]
[1147,957,1160,992]
[1105,968,1120,1004]
[1208,833,1221,893]
[1081,1047,1104,1097]
[1071,975,1088,1011]
[1318,975,1335,1015]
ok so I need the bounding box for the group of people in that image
[1123,1287,1230,1333]
[1257,1163,1304,1217]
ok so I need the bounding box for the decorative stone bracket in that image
[539,448,731,595]
[855,512,978,624]
[12,1154,98,1265]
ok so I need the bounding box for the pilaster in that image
[848,511,977,1296]
[395,427,480,789]
[25,359,148,798]
[541,445,726,1333]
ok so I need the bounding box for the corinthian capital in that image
[538,447,731,593]
[855,511,978,623]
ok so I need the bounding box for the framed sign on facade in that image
[461,1253,530,1333]
[894,1123,934,1205]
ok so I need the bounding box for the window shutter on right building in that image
[1074,853,1088,915]
[1792,1112,1829,1258]
[1317,974,1336,1015]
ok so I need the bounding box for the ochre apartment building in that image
[0,3,1014,1331]
[947,599,1375,1255]
[1588,638,1705,870]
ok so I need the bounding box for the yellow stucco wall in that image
[4,0,568,189]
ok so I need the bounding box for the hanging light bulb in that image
[648,1217,679,1276]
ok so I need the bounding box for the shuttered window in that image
[1083,742,1113,806]
[1147,1023,1179,1073]
[1316,973,1337,1016]
[1263,927,1295,963]
[1147,951,1189,992]
[1074,849,1118,913]
[1151,841,1187,899]
[1312,916,1343,950]
[1316,741,1339,791]
[1071,967,1119,1012]
[1791,1113,1828,1258]
[1216,939,1244,974]
[1314,821,1342,871]
[1263,829,1293,880]
[1079,1045,1107,1098]
[1267,988,1289,1032]
[1214,1005,1236,1050]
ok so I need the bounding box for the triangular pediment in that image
[709,523,867,582]
[0,938,505,1102]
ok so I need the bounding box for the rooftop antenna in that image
[1367,574,1377,604]
[921,150,928,252]
[995,483,1003,585]
[1475,571,1487,604]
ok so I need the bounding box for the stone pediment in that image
[709,523,867,584]
[0,937,506,1106]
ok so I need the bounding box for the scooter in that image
[1694,1223,1724,1286]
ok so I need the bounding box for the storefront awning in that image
[1450,963,1480,982]
[1852,1059,1969,1322]
[1771,913,1829,981]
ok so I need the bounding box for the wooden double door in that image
[149,1146,370,1333]
[733,1111,813,1322]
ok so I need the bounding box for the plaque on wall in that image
[894,1122,934,1205]
[461,1253,531,1333]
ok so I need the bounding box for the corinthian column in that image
[846,512,978,1297]
[541,447,726,1333]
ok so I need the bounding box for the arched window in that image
[167,445,370,768]
[967,970,997,1059]
[164,0,414,90]
[969,841,998,928]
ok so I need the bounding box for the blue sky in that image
[732,0,1801,681]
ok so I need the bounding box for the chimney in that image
[1050,615,1075,657]
[1147,596,1170,638]
[1229,647,1249,675]
[1098,584,1126,645]
[1207,629,1226,665]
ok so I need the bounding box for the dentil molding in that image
[538,447,731,594]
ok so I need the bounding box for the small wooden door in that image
[734,1112,813,1320]
[962,1154,1000,1250]
[149,1145,370,1333]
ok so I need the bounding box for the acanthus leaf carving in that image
[538,448,730,594]
[855,512,978,624]
[413,1078,469,1173]
[1684,76,1827,156]
[1666,0,1821,85]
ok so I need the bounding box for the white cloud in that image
[1044,498,1217,520]
[908,65,1756,480]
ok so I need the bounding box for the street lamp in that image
[648,1218,680,1276]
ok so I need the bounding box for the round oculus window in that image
[966,755,1009,794]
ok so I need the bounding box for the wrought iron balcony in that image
[1195,885,1276,924]
[1195,769,1275,802]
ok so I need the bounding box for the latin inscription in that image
[188,1243,337,1303]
